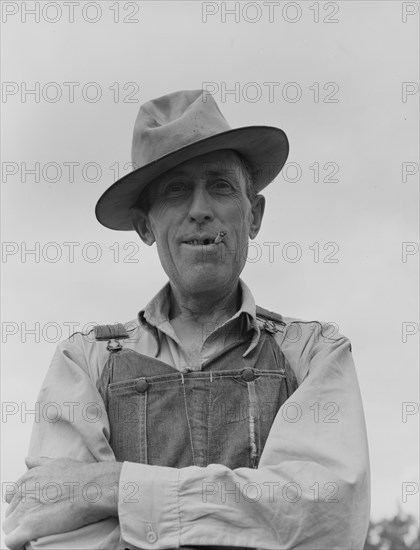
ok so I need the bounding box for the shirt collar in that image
[138,278,261,357]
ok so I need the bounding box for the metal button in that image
[146,530,158,543]
[107,339,122,351]
[135,379,148,393]
[242,368,255,382]
[263,320,278,334]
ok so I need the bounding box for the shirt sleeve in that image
[118,323,370,549]
[24,336,122,550]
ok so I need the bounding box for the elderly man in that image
[4,90,370,550]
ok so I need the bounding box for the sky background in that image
[1,0,419,544]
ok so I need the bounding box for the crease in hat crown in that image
[95,88,289,231]
[131,89,231,169]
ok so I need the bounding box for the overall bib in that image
[95,313,297,548]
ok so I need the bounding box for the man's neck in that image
[169,281,241,328]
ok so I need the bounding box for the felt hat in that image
[95,89,289,230]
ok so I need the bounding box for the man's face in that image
[134,150,265,297]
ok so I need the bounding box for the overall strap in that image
[94,323,129,351]
[96,323,131,406]
[256,306,298,391]
[256,305,286,334]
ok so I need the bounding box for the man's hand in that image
[3,456,123,550]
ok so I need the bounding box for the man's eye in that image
[165,183,188,196]
[212,180,232,193]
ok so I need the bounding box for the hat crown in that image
[131,89,231,168]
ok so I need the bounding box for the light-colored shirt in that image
[26,279,370,550]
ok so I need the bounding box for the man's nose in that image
[188,187,214,224]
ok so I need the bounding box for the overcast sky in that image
[1,0,419,540]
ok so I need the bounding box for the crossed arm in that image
[3,328,370,550]
[4,458,122,548]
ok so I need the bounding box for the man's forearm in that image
[85,461,123,518]
[3,458,123,549]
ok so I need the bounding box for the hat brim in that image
[95,126,289,231]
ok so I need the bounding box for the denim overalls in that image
[95,309,298,548]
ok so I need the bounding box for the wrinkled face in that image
[133,150,265,297]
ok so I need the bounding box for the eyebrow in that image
[162,170,185,177]
[163,167,237,175]
[160,168,241,182]
[202,169,237,177]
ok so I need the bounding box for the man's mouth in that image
[183,232,227,246]
[184,238,216,246]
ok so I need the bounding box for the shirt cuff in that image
[119,461,181,549]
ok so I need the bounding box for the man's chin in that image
[181,268,233,294]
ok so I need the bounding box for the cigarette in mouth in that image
[214,231,227,244]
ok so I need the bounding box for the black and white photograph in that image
[1,1,419,549]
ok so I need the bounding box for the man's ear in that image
[131,206,155,246]
[249,194,265,239]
